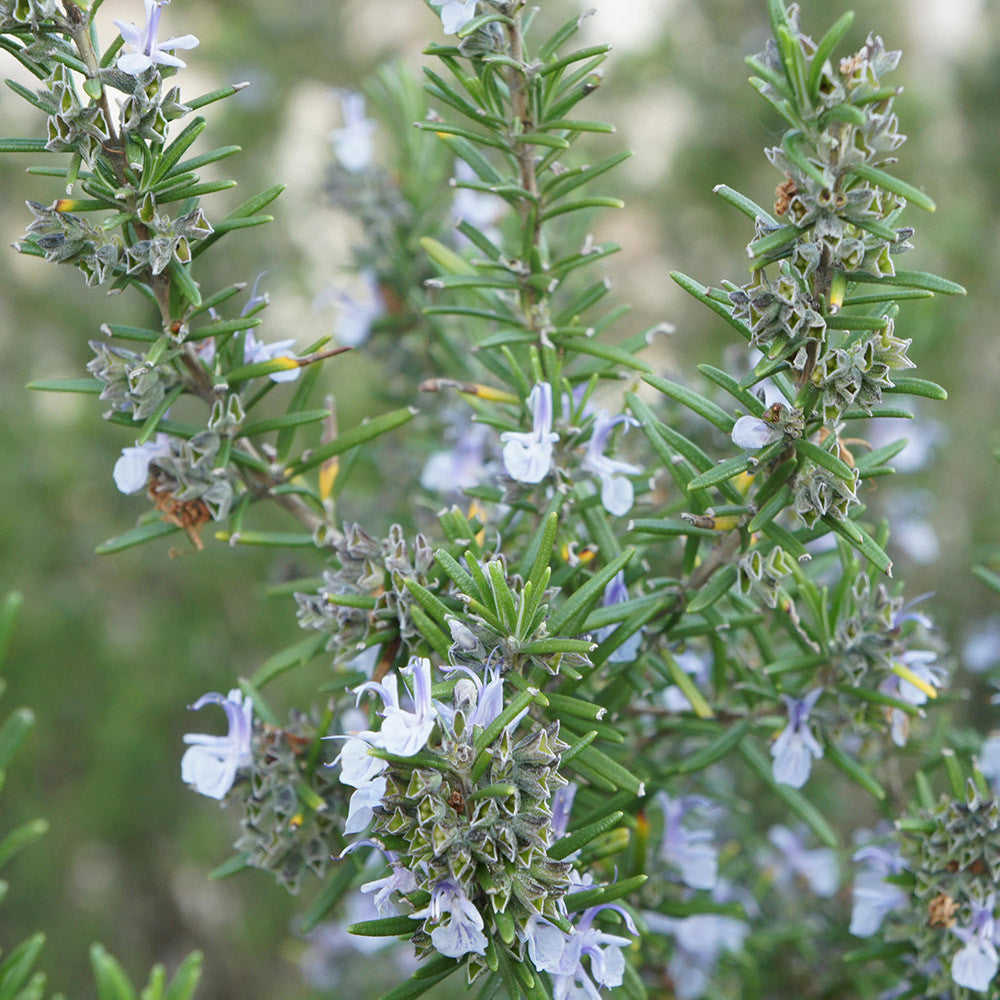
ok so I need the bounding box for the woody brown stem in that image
[505,6,542,328]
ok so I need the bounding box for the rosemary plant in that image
[4,0,997,998]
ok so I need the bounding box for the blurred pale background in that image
[0,0,997,996]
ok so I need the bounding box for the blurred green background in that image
[0,0,997,996]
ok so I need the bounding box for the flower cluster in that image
[524,901,638,1000]
[763,577,946,791]
[25,199,130,288]
[501,383,642,518]
[791,463,860,527]
[4,1,978,998]
[113,0,198,76]
[295,523,436,668]
[729,260,826,364]
[183,692,349,894]
[143,429,235,521]
[40,62,110,159]
[121,205,213,278]
[736,543,797,610]
[715,6,928,533]
[15,3,200,287]
[335,656,605,980]
[754,20,911,281]
[831,581,946,746]
[87,339,176,419]
[235,710,346,893]
[845,780,1000,997]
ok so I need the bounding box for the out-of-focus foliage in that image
[0,1,995,998]
[0,592,205,1000]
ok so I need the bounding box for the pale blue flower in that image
[361,863,418,917]
[335,716,388,835]
[334,270,385,347]
[436,662,505,734]
[228,274,296,381]
[355,656,436,757]
[764,825,839,897]
[964,618,1000,674]
[181,688,253,800]
[899,648,943,697]
[113,0,198,76]
[411,880,487,958]
[892,592,935,630]
[420,422,489,496]
[243,329,300,383]
[430,0,478,35]
[657,793,719,890]
[731,413,782,450]
[241,269,270,315]
[113,432,171,493]
[880,649,944,747]
[501,382,559,484]
[644,885,749,1000]
[344,776,387,835]
[337,659,442,835]
[550,782,577,841]
[771,689,823,789]
[338,734,385,789]
[980,735,1000,792]
[346,842,419,917]
[331,91,376,172]
[582,410,641,516]
[202,273,299,383]
[562,382,592,423]
[849,842,907,937]
[530,903,637,1000]
[345,645,381,679]
[524,912,570,974]
[595,571,642,663]
[952,895,1000,993]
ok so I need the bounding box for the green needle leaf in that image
[849,162,936,212]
